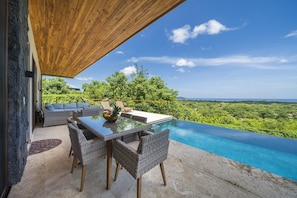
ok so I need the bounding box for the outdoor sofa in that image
[42,103,102,127]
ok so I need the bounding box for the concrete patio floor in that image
[8,124,297,198]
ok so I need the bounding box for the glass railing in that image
[42,94,175,116]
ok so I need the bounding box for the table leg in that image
[106,140,112,189]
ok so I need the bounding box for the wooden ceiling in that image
[29,0,185,78]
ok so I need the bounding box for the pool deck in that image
[121,110,174,124]
[8,124,297,198]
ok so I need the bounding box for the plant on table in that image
[103,105,121,121]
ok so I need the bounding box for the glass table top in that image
[77,115,152,141]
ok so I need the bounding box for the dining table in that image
[77,115,152,189]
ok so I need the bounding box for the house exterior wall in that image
[7,0,29,185]
[0,0,8,196]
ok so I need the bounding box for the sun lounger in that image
[100,101,113,112]
[116,101,133,112]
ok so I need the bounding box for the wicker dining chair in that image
[67,123,106,192]
[66,117,98,157]
[67,117,98,139]
[82,107,103,116]
[113,129,169,198]
[66,117,80,157]
[120,112,132,119]
[119,113,148,142]
[121,113,147,123]
[72,110,82,122]
[130,115,147,123]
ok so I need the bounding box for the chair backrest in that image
[72,110,82,121]
[115,101,124,109]
[66,117,72,123]
[66,117,79,128]
[82,108,102,116]
[120,112,132,119]
[67,123,87,163]
[120,113,147,123]
[100,101,112,111]
[131,115,147,123]
[137,129,169,154]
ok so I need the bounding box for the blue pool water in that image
[152,120,297,182]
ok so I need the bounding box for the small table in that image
[77,115,152,189]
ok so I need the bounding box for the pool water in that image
[151,120,297,182]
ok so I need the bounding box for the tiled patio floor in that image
[8,124,297,198]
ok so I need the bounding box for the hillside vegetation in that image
[42,66,297,139]
[174,100,297,139]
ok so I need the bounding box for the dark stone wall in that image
[7,0,29,185]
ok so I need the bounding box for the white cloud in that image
[128,57,139,63]
[67,84,79,89]
[116,50,124,54]
[74,76,93,81]
[169,19,234,44]
[284,30,297,38]
[193,19,229,36]
[120,65,136,76]
[128,56,175,64]
[127,55,293,70]
[175,58,195,67]
[201,46,212,51]
[176,68,185,73]
[199,55,270,65]
[169,25,191,43]
[169,76,179,80]
[279,58,289,63]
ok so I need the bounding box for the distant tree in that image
[77,65,179,113]
[276,109,288,119]
[82,80,109,99]
[106,71,129,100]
[130,64,149,79]
[129,74,149,100]
[259,109,275,119]
[147,77,178,101]
[42,78,70,94]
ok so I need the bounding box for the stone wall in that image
[7,0,29,185]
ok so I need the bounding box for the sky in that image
[59,0,297,99]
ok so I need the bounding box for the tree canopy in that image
[41,66,297,139]
[42,78,71,94]
[81,65,178,102]
[42,65,178,102]
[82,80,109,99]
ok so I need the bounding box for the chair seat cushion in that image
[82,130,98,140]
[45,104,54,111]
[64,103,77,109]
[83,106,100,109]
[52,109,65,112]
[77,102,89,108]
[127,140,140,150]
[52,103,64,109]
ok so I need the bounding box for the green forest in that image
[175,100,297,139]
[42,66,297,139]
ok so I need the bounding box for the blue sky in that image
[61,0,297,99]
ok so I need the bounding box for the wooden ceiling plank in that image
[29,0,185,77]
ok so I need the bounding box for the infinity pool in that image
[151,119,297,182]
